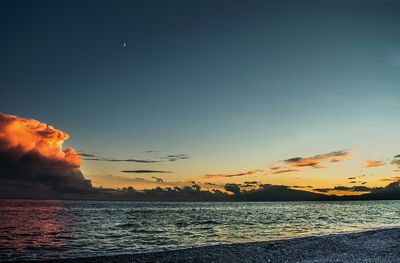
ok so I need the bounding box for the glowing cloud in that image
[362,160,385,168]
[0,113,81,167]
[283,150,351,169]
[0,112,92,195]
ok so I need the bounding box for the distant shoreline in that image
[12,228,400,263]
[3,197,400,202]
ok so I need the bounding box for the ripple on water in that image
[1,200,400,261]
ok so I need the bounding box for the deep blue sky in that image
[0,0,399,189]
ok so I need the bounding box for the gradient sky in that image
[1,0,399,194]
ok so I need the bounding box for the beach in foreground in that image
[15,228,400,263]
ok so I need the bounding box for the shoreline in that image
[13,227,400,263]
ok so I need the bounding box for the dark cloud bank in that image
[94,181,400,201]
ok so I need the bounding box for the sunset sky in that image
[1,0,399,196]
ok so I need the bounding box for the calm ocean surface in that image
[1,199,400,261]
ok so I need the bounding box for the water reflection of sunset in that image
[0,200,73,259]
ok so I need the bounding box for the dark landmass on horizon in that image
[2,180,400,202]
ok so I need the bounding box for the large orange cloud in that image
[0,113,81,167]
[0,112,92,196]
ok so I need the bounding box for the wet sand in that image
[16,228,400,263]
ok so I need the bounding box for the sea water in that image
[1,199,400,261]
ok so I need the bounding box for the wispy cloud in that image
[272,169,300,174]
[362,160,385,168]
[268,150,351,175]
[291,185,313,189]
[87,157,161,163]
[333,186,372,192]
[121,170,172,174]
[83,153,190,163]
[314,185,373,193]
[244,181,259,185]
[152,177,164,183]
[391,154,400,170]
[162,154,190,162]
[204,169,263,179]
[78,152,97,158]
[313,188,330,193]
[380,176,400,182]
[283,150,351,169]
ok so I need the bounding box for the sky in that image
[0,0,399,196]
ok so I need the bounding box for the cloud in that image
[291,185,313,189]
[314,184,375,193]
[85,157,160,163]
[204,169,263,179]
[391,155,400,170]
[78,152,97,158]
[121,170,172,173]
[88,180,400,201]
[0,112,93,195]
[162,154,190,162]
[83,153,189,163]
[204,182,219,186]
[244,181,259,185]
[313,188,331,193]
[362,160,385,168]
[152,177,164,183]
[283,150,351,169]
[380,176,400,182]
[272,169,300,174]
[333,186,372,192]
[224,183,241,194]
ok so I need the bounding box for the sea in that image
[1,199,400,261]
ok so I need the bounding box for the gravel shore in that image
[16,228,400,263]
